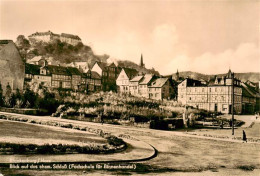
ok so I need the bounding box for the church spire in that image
[140,54,145,67]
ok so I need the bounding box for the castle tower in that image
[140,54,145,67]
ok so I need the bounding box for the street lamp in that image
[231,72,235,135]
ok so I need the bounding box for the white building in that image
[148,78,172,100]
[138,74,156,98]
[116,68,138,94]
[178,70,243,114]
[129,75,143,96]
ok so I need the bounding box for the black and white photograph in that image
[0,0,259,175]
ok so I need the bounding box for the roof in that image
[108,62,116,67]
[28,56,44,62]
[91,71,101,79]
[61,33,81,40]
[242,82,259,98]
[0,40,13,45]
[182,78,206,87]
[149,78,168,88]
[25,63,40,75]
[242,86,255,98]
[139,74,154,85]
[0,40,14,51]
[122,68,138,79]
[66,67,82,75]
[208,76,224,85]
[82,71,101,79]
[93,62,107,70]
[130,75,143,82]
[47,65,71,76]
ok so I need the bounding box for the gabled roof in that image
[130,75,143,82]
[139,74,154,85]
[107,62,116,67]
[91,71,101,79]
[122,68,138,79]
[149,78,168,88]
[25,63,40,75]
[91,61,107,70]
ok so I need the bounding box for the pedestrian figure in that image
[243,130,247,143]
[255,113,258,120]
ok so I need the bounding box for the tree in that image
[0,83,3,106]
[22,88,37,108]
[5,84,12,98]
[16,35,30,49]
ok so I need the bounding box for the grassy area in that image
[0,121,106,145]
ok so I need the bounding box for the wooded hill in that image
[15,35,159,75]
[171,71,260,83]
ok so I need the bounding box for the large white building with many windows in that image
[178,70,243,114]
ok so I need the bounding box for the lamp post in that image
[231,72,235,135]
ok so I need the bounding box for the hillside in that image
[117,60,160,75]
[15,34,160,74]
[171,71,260,83]
[15,35,109,66]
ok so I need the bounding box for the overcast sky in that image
[0,0,259,75]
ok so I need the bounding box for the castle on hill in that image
[28,30,81,46]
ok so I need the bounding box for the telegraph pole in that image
[231,72,235,135]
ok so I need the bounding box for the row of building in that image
[28,31,82,46]
[177,70,260,114]
[116,69,175,100]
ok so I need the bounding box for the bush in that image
[134,115,150,123]
[150,120,169,130]
[171,111,179,118]
[106,136,125,146]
